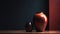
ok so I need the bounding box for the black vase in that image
[25,22,32,32]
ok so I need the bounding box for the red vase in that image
[33,12,48,32]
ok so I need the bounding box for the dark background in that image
[0,0,49,30]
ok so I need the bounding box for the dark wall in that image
[0,0,48,30]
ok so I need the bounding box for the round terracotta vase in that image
[33,12,48,32]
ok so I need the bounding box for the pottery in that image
[33,12,48,32]
[25,22,32,32]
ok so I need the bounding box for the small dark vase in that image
[25,22,32,32]
[33,12,48,32]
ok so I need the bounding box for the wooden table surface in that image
[0,30,60,34]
